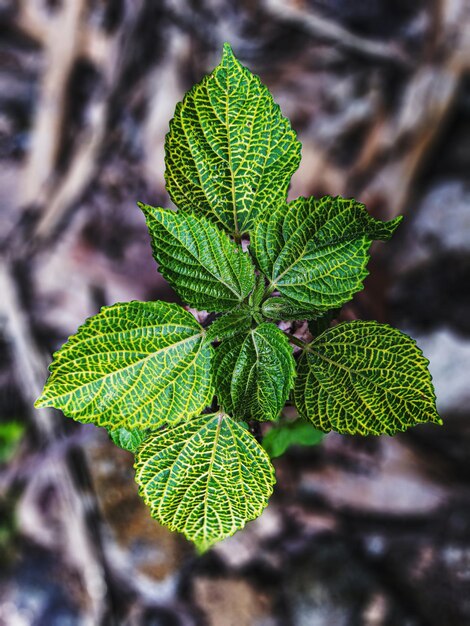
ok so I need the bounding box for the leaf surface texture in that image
[135,413,275,551]
[294,321,441,435]
[142,205,255,312]
[165,43,301,236]
[109,426,150,453]
[35,301,213,429]
[252,195,402,312]
[206,308,253,342]
[213,323,295,421]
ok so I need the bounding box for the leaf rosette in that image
[35,44,441,551]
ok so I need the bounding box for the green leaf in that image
[248,275,267,309]
[261,296,320,321]
[141,205,255,312]
[294,321,441,435]
[108,426,150,453]
[206,308,253,342]
[0,421,24,464]
[134,413,276,552]
[35,301,214,429]
[252,195,402,312]
[262,420,325,458]
[164,43,301,236]
[213,323,295,421]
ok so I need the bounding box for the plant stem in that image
[263,283,276,300]
[285,332,309,350]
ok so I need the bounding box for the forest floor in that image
[1,1,470,624]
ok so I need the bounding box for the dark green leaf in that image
[205,309,253,342]
[248,275,267,309]
[134,412,275,552]
[261,296,320,321]
[141,205,255,312]
[165,43,301,236]
[251,195,402,312]
[213,323,295,421]
[294,321,441,435]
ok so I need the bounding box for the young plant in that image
[36,44,441,552]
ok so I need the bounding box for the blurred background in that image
[1,1,470,624]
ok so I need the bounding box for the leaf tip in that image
[137,201,151,216]
[222,42,234,59]
[34,394,49,409]
[384,214,404,239]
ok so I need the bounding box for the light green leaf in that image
[35,301,214,429]
[108,426,150,453]
[134,412,276,552]
[294,321,441,435]
[206,308,253,342]
[262,420,325,458]
[252,195,402,312]
[141,205,255,312]
[213,323,295,421]
[0,421,24,464]
[165,43,301,236]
